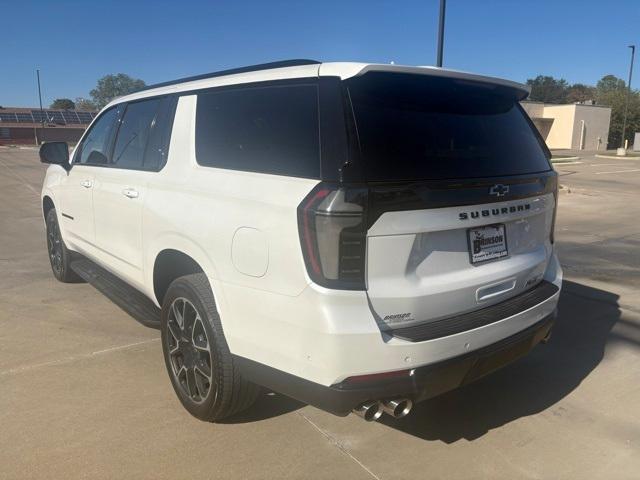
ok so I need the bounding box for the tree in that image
[526,75,569,103]
[596,74,626,93]
[74,97,97,111]
[50,98,76,110]
[565,83,596,104]
[89,73,146,109]
[595,74,640,148]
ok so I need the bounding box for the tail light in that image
[297,183,368,290]
[550,179,558,244]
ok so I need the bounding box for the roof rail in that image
[138,59,321,92]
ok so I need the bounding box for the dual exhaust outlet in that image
[353,398,413,422]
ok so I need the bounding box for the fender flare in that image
[145,232,225,311]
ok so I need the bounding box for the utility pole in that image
[621,45,635,149]
[36,69,45,144]
[436,0,446,67]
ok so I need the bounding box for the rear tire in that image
[160,273,259,421]
[45,208,83,283]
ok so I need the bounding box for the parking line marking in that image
[0,338,159,377]
[594,169,640,175]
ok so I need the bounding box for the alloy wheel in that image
[47,217,63,274]
[166,297,214,404]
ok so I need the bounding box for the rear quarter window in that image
[195,83,320,179]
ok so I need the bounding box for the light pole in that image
[620,45,635,149]
[36,69,45,144]
[436,0,446,67]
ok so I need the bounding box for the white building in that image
[521,101,611,150]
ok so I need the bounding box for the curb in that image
[594,154,640,160]
[0,145,39,151]
[551,156,580,163]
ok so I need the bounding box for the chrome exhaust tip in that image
[381,398,413,419]
[353,400,384,422]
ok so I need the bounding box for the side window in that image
[112,98,161,170]
[75,107,119,165]
[195,84,320,178]
[143,96,177,170]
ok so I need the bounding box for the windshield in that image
[346,72,551,182]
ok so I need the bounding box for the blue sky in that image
[2,0,639,107]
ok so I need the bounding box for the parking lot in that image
[1,148,639,479]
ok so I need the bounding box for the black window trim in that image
[72,95,177,173]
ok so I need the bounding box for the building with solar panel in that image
[0,107,97,145]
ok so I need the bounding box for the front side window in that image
[112,98,161,170]
[195,83,320,178]
[75,107,120,165]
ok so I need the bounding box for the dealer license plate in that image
[467,224,508,264]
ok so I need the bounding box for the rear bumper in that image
[220,252,562,389]
[235,313,555,416]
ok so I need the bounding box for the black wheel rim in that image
[47,216,63,275]
[166,297,214,404]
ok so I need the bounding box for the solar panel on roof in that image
[77,113,93,124]
[0,113,18,123]
[48,111,65,124]
[16,113,34,123]
[31,111,48,122]
[62,111,80,123]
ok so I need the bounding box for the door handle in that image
[81,180,92,188]
[122,188,139,199]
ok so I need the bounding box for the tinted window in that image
[347,72,551,181]
[75,107,119,165]
[196,84,320,178]
[143,96,176,170]
[112,98,161,170]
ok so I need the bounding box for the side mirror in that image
[39,142,70,170]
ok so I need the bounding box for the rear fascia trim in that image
[233,314,555,416]
[386,280,559,342]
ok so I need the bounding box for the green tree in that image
[595,74,640,148]
[596,74,626,93]
[526,75,569,103]
[89,73,146,109]
[74,97,97,111]
[50,98,76,110]
[565,83,596,104]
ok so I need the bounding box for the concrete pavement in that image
[1,148,638,479]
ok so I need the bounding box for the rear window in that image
[195,83,320,178]
[346,72,551,182]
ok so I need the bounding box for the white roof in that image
[106,62,529,109]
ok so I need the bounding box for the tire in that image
[160,273,260,421]
[45,208,83,283]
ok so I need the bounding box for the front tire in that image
[45,208,83,283]
[161,273,259,421]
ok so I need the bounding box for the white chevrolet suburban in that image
[40,60,562,422]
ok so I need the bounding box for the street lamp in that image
[620,45,635,149]
[36,69,45,144]
[436,0,446,67]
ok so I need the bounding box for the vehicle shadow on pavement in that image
[381,280,622,443]
[220,391,304,424]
